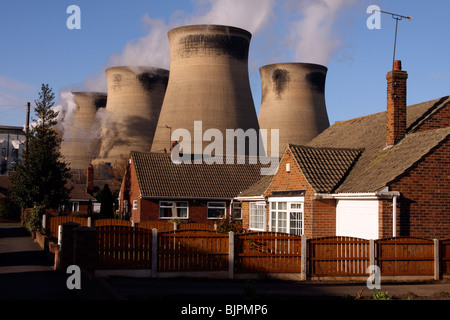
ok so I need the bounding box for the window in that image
[72,202,79,212]
[207,202,226,219]
[232,202,242,219]
[249,202,266,231]
[132,200,138,210]
[270,200,304,235]
[159,201,188,219]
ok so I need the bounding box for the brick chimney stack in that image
[386,60,408,146]
[87,164,94,195]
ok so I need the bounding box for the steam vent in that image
[60,92,107,170]
[96,66,169,165]
[151,24,260,155]
[258,63,330,156]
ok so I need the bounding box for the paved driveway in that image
[0,225,106,300]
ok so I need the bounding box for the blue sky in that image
[1,0,449,128]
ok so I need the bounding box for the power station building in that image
[61,24,330,171]
[151,25,260,155]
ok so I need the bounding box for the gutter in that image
[142,196,233,200]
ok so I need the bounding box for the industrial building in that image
[0,125,25,175]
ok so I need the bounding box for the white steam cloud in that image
[286,0,356,65]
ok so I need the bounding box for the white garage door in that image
[336,200,379,240]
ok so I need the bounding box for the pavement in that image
[1,224,450,305]
[0,224,115,301]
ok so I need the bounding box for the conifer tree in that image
[10,84,72,211]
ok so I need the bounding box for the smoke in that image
[83,0,275,93]
[58,0,356,161]
[285,0,357,66]
[54,92,77,137]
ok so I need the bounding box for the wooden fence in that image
[97,226,152,270]
[158,230,228,272]
[56,222,450,280]
[442,239,450,276]
[376,237,435,277]
[44,215,216,238]
[235,232,303,274]
[308,237,370,278]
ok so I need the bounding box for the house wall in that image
[414,101,450,132]
[263,147,336,238]
[139,199,228,225]
[384,137,450,239]
[241,201,250,230]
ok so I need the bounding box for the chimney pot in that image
[393,60,402,71]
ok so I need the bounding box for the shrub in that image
[216,215,244,234]
[23,206,46,232]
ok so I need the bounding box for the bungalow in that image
[238,60,450,240]
[119,152,268,224]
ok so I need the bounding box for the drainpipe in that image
[392,194,398,237]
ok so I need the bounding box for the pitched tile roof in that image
[237,174,274,198]
[131,152,270,199]
[307,96,450,193]
[66,181,97,201]
[289,145,362,193]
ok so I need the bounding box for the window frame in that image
[232,201,242,220]
[269,197,304,235]
[159,200,189,219]
[249,201,266,231]
[207,201,227,219]
[72,202,80,212]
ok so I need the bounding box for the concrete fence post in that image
[42,214,47,230]
[434,239,440,281]
[87,217,92,227]
[370,240,376,268]
[131,220,135,227]
[152,228,158,278]
[301,234,307,280]
[229,231,234,279]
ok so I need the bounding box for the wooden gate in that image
[157,230,228,272]
[308,236,370,277]
[235,232,302,273]
[97,226,152,269]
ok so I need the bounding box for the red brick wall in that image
[264,147,336,237]
[140,199,226,225]
[385,138,450,239]
[312,199,336,237]
[241,202,250,230]
[415,102,450,132]
[386,65,408,146]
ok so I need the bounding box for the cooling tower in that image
[151,24,260,156]
[60,91,107,170]
[258,63,330,156]
[95,66,169,165]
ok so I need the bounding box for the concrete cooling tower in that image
[258,63,330,156]
[95,66,169,166]
[60,92,107,170]
[151,24,260,156]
